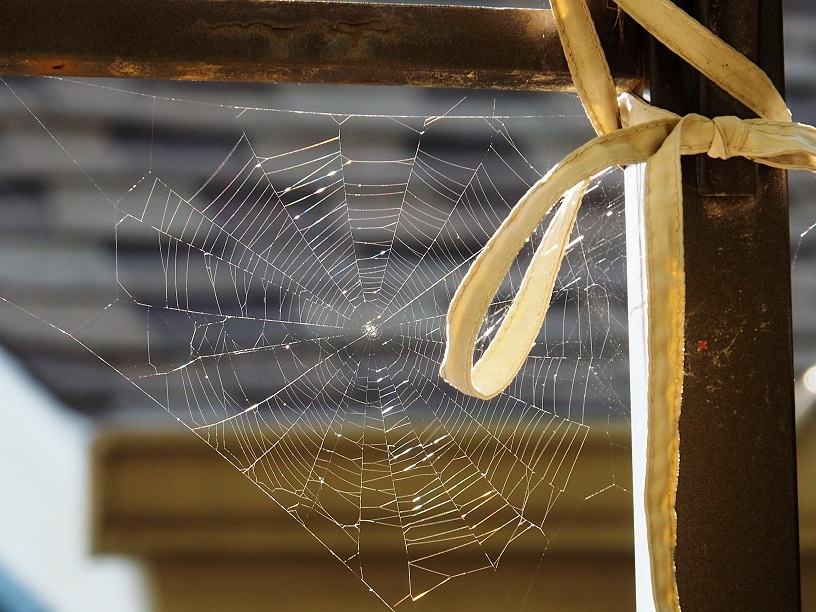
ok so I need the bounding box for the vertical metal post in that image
[636,0,802,608]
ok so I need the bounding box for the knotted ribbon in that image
[440,1,816,609]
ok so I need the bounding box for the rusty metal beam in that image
[0,0,640,91]
[644,0,802,609]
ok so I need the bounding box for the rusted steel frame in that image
[0,0,639,91]
[644,0,801,609]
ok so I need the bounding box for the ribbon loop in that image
[441,181,586,400]
[441,117,680,401]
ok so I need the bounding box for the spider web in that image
[0,77,630,609]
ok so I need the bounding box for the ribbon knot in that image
[708,115,748,160]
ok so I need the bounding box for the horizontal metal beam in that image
[0,0,640,91]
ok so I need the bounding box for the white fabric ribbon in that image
[440,1,816,609]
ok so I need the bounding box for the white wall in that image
[0,346,150,612]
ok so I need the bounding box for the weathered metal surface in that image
[646,0,801,608]
[0,0,640,91]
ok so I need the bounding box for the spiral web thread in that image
[0,78,630,609]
